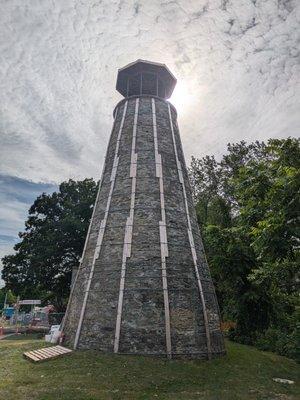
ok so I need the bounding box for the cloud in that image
[0,0,299,184]
[0,1,299,286]
[0,175,56,287]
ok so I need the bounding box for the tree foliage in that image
[1,179,97,311]
[190,138,300,360]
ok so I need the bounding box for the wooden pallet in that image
[23,345,72,362]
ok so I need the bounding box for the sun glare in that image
[169,80,196,115]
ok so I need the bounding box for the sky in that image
[0,0,299,286]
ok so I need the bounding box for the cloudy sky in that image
[0,0,299,286]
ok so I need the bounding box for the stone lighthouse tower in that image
[62,60,225,359]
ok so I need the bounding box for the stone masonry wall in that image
[62,95,225,358]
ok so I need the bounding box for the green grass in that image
[0,336,299,400]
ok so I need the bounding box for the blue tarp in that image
[3,307,14,317]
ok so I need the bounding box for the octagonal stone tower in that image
[62,60,225,359]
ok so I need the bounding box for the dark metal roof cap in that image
[116,59,177,99]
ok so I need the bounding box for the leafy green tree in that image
[190,138,300,359]
[233,139,300,358]
[1,179,97,311]
[203,226,272,336]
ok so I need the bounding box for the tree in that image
[1,179,97,311]
[234,139,300,355]
[189,138,300,359]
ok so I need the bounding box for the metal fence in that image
[9,312,65,328]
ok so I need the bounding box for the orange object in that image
[220,321,236,332]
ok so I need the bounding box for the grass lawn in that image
[0,336,299,400]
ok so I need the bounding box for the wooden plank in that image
[26,355,40,362]
[46,346,69,355]
[24,352,41,362]
[56,346,72,353]
[33,348,59,358]
[28,350,45,360]
[53,345,69,352]
[34,347,66,357]
[38,347,59,356]
[31,348,54,357]
[44,348,64,357]
[40,346,62,355]
[36,346,70,357]
[23,346,72,363]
